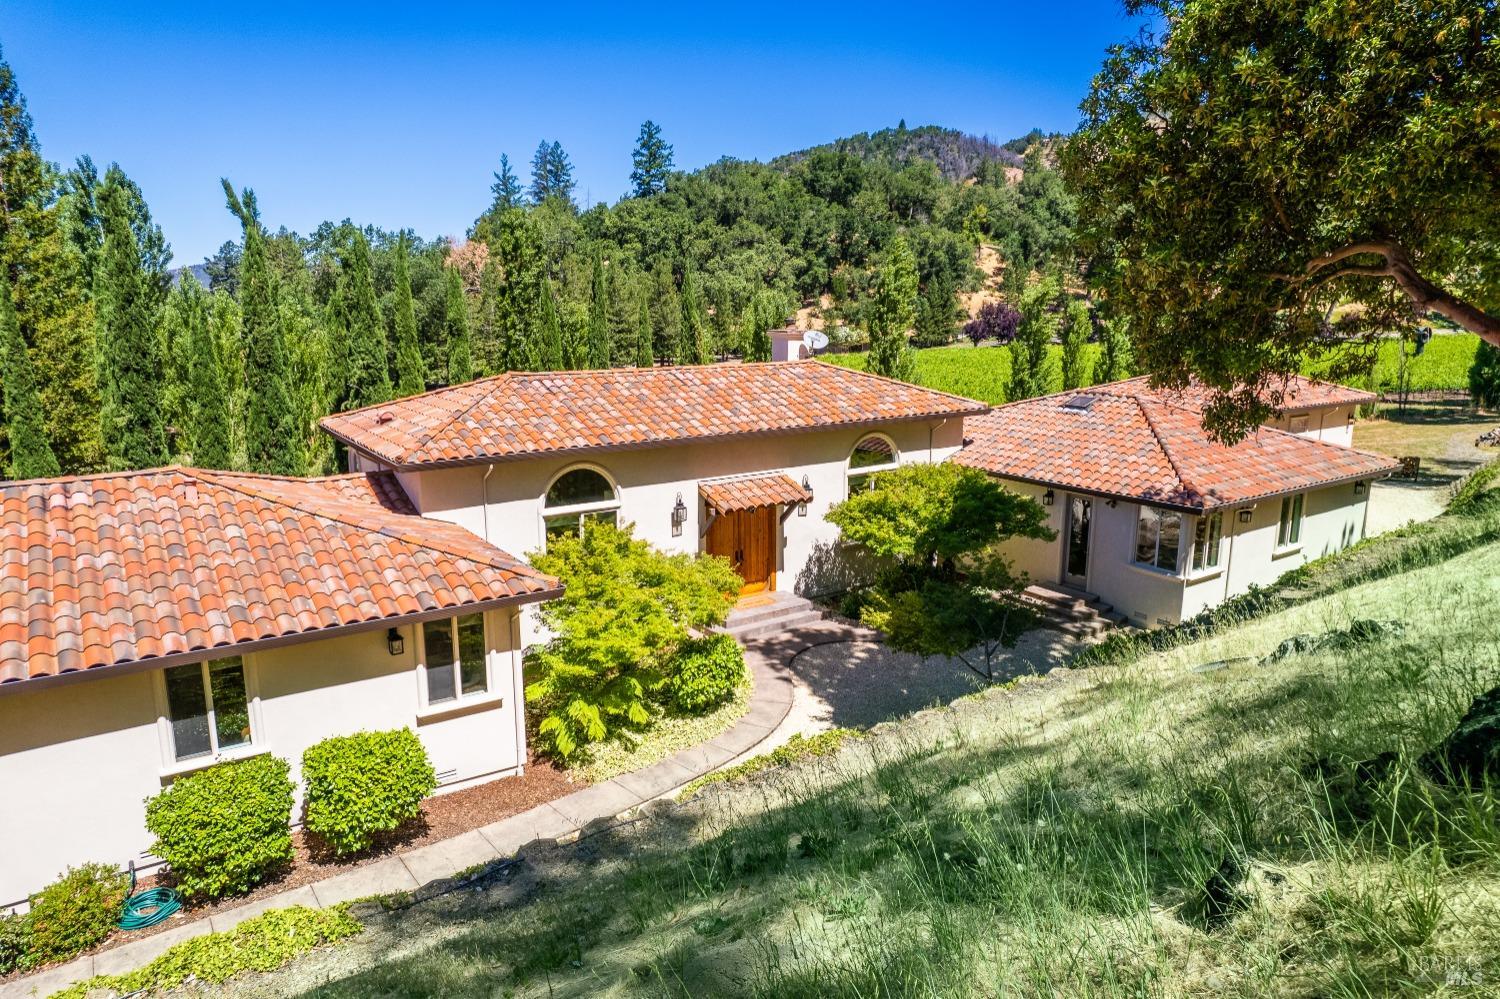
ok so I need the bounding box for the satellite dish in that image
[802,329,830,352]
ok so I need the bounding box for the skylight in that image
[1062,394,1097,411]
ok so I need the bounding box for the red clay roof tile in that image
[0,467,558,686]
[700,473,813,514]
[955,379,1398,511]
[319,361,988,469]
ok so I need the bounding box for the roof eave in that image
[0,585,563,699]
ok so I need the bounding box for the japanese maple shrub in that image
[144,754,295,900]
[527,521,740,759]
[826,462,1054,682]
[301,728,437,856]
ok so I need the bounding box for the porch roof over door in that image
[699,473,811,514]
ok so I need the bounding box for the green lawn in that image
[243,500,1500,998]
[824,333,1481,405]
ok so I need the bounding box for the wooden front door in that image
[706,507,777,595]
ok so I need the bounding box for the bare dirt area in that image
[1353,399,1497,535]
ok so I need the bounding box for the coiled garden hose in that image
[117,861,182,931]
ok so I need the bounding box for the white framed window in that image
[1134,505,1182,573]
[160,656,255,764]
[1191,511,1224,572]
[419,613,489,708]
[1277,493,1305,548]
[542,465,619,547]
[847,433,900,495]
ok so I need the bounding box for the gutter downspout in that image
[481,463,495,542]
[510,608,526,776]
[929,418,949,461]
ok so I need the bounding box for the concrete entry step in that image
[717,592,825,640]
[1021,583,1122,640]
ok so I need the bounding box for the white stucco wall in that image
[991,478,1371,628]
[1265,404,1356,447]
[396,419,967,639]
[0,608,524,909]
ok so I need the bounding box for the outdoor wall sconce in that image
[386,627,404,657]
[1238,507,1254,524]
[1042,489,1055,506]
[671,492,688,537]
[1354,480,1366,495]
[1105,498,1118,508]
[799,475,812,516]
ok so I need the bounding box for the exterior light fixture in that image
[799,475,812,516]
[1238,507,1254,524]
[671,492,688,537]
[1354,480,1366,495]
[1106,498,1118,508]
[386,627,404,657]
[1042,489,1055,506]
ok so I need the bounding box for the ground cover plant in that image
[235,503,1500,996]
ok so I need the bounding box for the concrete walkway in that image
[1,627,830,999]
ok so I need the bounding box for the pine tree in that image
[635,285,654,367]
[650,261,681,363]
[184,275,231,469]
[391,233,424,396]
[1096,316,1134,384]
[444,265,473,384]
[335,229,392,409]
[587,251,610,368]
[629,120,674,198]
[489,154,523,212]
[866,235,918,380]
[222,180,302,475]
[0,269,59,478]
[679,267,709,364]
[1009,277,1058,401]
[1059,298,1093,390]
[536,278,564,371]
[94,178,166,470]
[0,47,101,472]
[528,140,576,207]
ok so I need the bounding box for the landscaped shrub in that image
[658,634,746,713]
[144,754,295,901]
[20,863,130,968]
[301,728,436,856]
[0,911,28,974]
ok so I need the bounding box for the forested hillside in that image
[0,42,1076,480]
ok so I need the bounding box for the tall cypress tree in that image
[587,251,609,369]
[709,284,736,359]
[336,229,392,409]
[158,273,208,460]
[444,265,473,384]
[0,270,59,478]
[536,278,564,371]
[0,47,101,472]
[1009,276,1059,401]
[95,178,166,470]
[183,276,231,468]
[391,233,424,396]
[866,235,918,381]
[679,268,709,364]
[635,286,654,368]
[222,180,301,474]
[650,261,681,364]
[1059,299,1093,390]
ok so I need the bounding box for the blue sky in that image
[2,2,1141,263]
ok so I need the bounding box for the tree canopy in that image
[1067,0,1500,439]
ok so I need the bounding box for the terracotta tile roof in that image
[700,473,812,514]
[954,380,1399,511]
[0,467,559,686]
[319,361,988,469]
[1122,374,1376,413]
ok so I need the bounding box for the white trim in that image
[152,653,263,772]
[414,611,495,713]
[540,462,622,548]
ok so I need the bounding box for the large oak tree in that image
[1067,1,1500,439]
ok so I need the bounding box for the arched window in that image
[543,466,619,545]
[847,434,899,495]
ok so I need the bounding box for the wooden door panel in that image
[705,507,776,595]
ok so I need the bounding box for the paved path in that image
[1,627,827,999]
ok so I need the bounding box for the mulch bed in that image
[7,756,579,976]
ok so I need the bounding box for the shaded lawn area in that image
[230,541,1500,998]
[1353,399,1497,486]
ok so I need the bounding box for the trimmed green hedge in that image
[659,634,747,713]
[144,754,295,901]
[302,728,436,856]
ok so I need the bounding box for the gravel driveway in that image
[760,625,1075,747]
